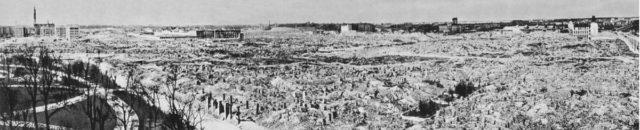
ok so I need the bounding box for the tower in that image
[33,6,37,25]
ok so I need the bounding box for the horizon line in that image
[2,16,638,27]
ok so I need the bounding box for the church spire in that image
[33,6,37,25]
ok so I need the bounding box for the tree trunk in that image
[31,92,38,130]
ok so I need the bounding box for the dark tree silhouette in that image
[453,80,476,98]
[0,52,18,129]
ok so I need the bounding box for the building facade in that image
[12,27,25,38]
[438,17,463,34]
[35,23,56,36]
[351,23,376,32]
[69,27,79,39]
[590,22,599,35]
[340,25,353,33]
[438,23,463,34]
[572,27,590,38]
[0,26,12,38]
[56,27,67,39]
[568,16,601,39]
[55,26,80,40]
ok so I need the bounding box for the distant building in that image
[590,22,599,35]
[340,25,353,33]
[568,16,601,39]
[34,23,55,36]
[32,7,57,37]
[69,27,79,39]
[337,23,377,34]
[196,30,243,39]
[12,27,26,38]
[526,25,556,32]
[56,26,80,40]
[56,27,67,39]
[351,23,376,32]
[438,17,463,34]
[572,26,590,38]
[438,23,463,34]
[0,26,12,38]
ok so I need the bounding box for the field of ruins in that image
[0,27,638,130]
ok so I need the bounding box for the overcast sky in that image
[0,0,637,25]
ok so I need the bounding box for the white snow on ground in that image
[103,91,139,130]
[198,104,269,130]
[0,70,7,78]
[140,72,163,87]
[401,116,427,122]
[238,122,269,130]
[139,63,163,70]
[0,120,71,130]
[11,95,88,115]
[38,55,269,130]
[105,65,244,130]
[200,118,241,130]
[7,85,70,89]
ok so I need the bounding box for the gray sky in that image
[0,0,638,25]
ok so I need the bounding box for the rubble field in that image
[1,29,637,129]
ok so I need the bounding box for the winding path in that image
[1,65,138,130]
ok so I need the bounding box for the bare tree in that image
[81,89,98,130]
[179,97,204,130]
[19,49,40,130]
[79,86,115,130]
[0,52,19,129]
[114,101,134,130]
[147,85,162,129]
[162,64,199,130]
[115,69,135,130]
[37,48,67,130]
[77,60,99,130]
[94,87,115,130]
[165,64,180,113]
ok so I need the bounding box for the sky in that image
[0,0,638,25]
